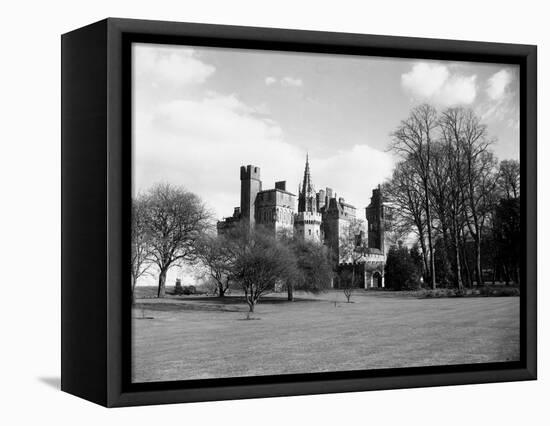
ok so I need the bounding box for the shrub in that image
[182,285,196,295]
[385,245,422,290]
[480,285,491,297]
[452,288,465,297]
[495,287,520,297]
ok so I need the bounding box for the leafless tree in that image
[383,160,429,278]
[438,108,469,290]
[390,104,438,289]
[142,183,212,298]
[498,159,520,200]
[195,234,233,297]
[428,141,454,277]
[440,108,498,286]
[131,196,153,302]
[224,224,297,313]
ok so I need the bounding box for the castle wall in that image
[322,216,348,262]
[255,188,296,237]
[321,197,358,263]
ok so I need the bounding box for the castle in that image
[217,156,393,289]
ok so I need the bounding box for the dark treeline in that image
[131,183,334,310]
[384,104,520,290]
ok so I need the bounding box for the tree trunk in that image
[503,264,510,285]
[423,184,436,290]
[453,224,463,291]
[157,268,167,298]
[131,275,137,304]
[475,237,483,286]
[287,283,294,301]
[218,282,226,297]
[418,235,429,283]
[462,249,472,288]
[459,233,472,288]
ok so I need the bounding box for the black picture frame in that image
[61,17,537,407]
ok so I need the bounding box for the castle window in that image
[308,229,312,235]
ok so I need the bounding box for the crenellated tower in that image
[365,186,393,257]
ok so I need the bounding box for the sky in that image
[132,42,520,222]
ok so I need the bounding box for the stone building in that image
[217,156,392,289]
[255,180,296,235]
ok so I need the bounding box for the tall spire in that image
[302,152,313,193]
[298,153,316,213]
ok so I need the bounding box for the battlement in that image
[240,165,261,180]
[295,211,322,224]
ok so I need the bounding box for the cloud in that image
[134,89,393,221]
[486,69,513,101]
[478,68,518,130]
[401,62,477,106]
[313,146,394,209]
[264,76,304,87]
[133,43,215,88]
[134,91,300,219]
[281,76,303,87]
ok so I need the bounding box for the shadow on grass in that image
[189,296,320,304]
[134,295,322,314]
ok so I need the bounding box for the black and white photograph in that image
[2,0,546,422]
[130,42,522,383]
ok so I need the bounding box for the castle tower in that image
[294,154,322,242]
[240,165,262,229]
[365,186,393,256]
[322,194,357,263]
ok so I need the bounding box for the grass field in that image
[131,288,520,383]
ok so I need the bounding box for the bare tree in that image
[441,108,497,286]
[131,196,153,302]
[390,104,438,289]
[195,234,233,297]
[428,141,455,284]
[388,104,506,290]
[143,183,212,298]
[438,108,468,290]
[225,225,297,313]
[498,159,520,200]
[383,160,429,278]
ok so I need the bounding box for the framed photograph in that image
[61,18,536,407]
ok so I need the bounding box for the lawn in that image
[131,289,520,383]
